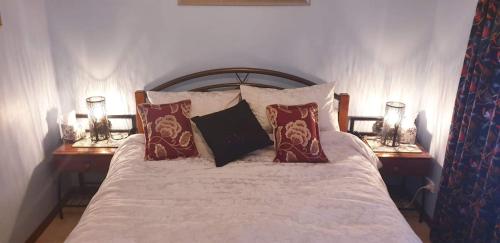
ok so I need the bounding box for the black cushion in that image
[191,100,273,167]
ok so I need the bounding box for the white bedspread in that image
[66,132,421,243]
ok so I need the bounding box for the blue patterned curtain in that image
[430,0,499,242]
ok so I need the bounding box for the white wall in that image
[45,0,476,217]
[413,0,477,216]
[0,0,61,242]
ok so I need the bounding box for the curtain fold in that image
[430,0,499,242]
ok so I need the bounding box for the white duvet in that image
[66,131,420,243]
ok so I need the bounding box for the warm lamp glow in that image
[384,110,400,127]
[92,105,105,120]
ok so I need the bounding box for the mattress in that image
[66,131,421,243]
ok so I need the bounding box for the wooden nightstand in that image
[376,146,432,177]
[348,116,433,222]
[53,144,115,218]
[374,145,432,222]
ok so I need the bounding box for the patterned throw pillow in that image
[266,103,328,163]
[138,100,198,160]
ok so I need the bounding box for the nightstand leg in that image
[58,173,64,219]
[419,177,426,223]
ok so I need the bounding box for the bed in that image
[66,68,421,243]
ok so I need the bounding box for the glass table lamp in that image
[381,101,405,147]
[86,96,110,142]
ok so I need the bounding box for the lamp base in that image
[381,126,400,147]
[89,120,111,142]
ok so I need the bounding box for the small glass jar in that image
[381,101,405,147]
[86,96,110,142]
[58,111,86,143]
[399,117,417,144]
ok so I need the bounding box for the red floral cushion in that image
[266,103,328,163]
[138,100,198,160]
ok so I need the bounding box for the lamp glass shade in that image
[86,96,110,142]
[381,101,405,147]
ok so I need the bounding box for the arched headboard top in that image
[150,67,317,91]
[136,67,349,132]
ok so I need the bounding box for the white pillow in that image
[240,83,339,132]
[147,90,240,116]
[147,90,241,159]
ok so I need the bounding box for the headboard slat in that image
[337,93,350,132]
[134,90,146,134]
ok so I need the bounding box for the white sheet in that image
[66,132,420,243]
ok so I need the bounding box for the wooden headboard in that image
[135,67,349,133]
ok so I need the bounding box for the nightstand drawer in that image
[379,157,431,177]
[54,155,112,173]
